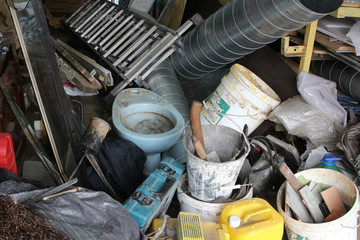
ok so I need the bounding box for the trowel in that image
[190,101,221,163]
[68,117,118,199]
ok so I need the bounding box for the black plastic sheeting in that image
[0,170,145,240]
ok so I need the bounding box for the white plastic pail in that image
[276,168,359,240]
[177,173,253,222]
[201,64,281,135]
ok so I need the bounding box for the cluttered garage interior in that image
[1,0,360,239]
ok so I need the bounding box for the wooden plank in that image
[342,3,360,8]
[284,202,293,218]
[321,186,347,214]
[299,186,324,223]
[315,31,355,53]
[310,184,323,205]
[297,29,355,53]
[308,181,316,191]
[160,0,187,30]
[279,162,303,193]
[285,183,312,223]
[324,209,345,222]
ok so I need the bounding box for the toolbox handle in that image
[243,208,272,222]
[150,175,176,202]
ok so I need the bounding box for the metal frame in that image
[9,0,84,182]
[64,0,197,101]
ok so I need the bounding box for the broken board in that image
[299,185,324,223]
[321,186,347,214]
[285,182,312,223]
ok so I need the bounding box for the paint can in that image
[183,125,250,202]
[276,168,359,240]
[177,173,253,222]
[200,64,280,135]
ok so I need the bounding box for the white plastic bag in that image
[297,71,347,133]
[268,95,337,148]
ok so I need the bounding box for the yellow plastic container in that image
[219,198,284,240]
[151,214,230,240]
[201,222,230,240]
[177,212,204,240]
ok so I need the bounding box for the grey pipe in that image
[312,60,360,102]
[144,59,190,163]
[171,0,343,80]
[144,59,190,123]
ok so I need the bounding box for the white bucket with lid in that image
[201,64,281,135]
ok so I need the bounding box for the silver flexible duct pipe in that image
[145,59,190,123]
[144,59,190,163]
[171,0,343,79]
[312,60,360,102]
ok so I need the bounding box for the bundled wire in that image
[249,136,278,174]
[0,195,71,240]
[338,94,360,121]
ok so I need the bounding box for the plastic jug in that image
[314,154,342,173]
[219,198,284,240]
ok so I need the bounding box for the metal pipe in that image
[171,0,343,79]
[144,59,190,123]
[311,60,360,102]
[145,59,190,163]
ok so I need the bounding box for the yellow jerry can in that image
[219,198,284,240]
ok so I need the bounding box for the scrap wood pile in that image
[284,176,349,224]
[0,195,70,240]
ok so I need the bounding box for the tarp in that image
[0,170,145,240]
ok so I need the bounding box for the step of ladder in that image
[65,0,198,100]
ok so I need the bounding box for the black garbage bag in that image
[86,137,146,202]
[0,173,146,240]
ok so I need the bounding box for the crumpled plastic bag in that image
[297,71,347,134]
[346,20,360,56]
[269,95,337,148]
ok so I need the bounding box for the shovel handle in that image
[190,101,204,148]
[192,135,207,159]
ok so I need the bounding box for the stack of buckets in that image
[200,64,281,135]
[177,124,252,222]
[177,64,282,222]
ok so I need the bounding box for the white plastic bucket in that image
[276,168,359,240]
[177,173,253,222]
[183,125,250,202]
[201,64,281,135]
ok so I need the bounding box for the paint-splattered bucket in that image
[183,125,250,202]
[200,64,281,135]
[276,168,359,240]
[177,173,253,222]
